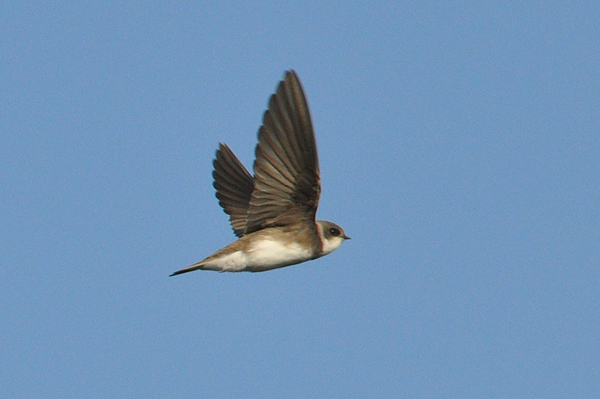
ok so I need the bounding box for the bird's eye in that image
[329,228,340,236]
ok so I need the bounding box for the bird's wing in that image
[212,143,254,237]
[244,70,321,234]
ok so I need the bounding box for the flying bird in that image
[170,70,349,275]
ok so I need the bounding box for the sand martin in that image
[170,70,349,275]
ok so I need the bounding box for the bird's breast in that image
[244,237,315,271]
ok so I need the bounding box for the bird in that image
[170,70,349,275]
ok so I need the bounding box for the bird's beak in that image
[342,235,351,240]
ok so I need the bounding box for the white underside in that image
[204,238,314,272]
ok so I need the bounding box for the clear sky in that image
[2,2,599,398]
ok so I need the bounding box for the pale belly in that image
[204,238,314,272]
[245,239,314,271]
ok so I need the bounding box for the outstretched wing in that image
[212,143,254,237]
[244,70,321,235]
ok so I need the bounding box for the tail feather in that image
[169,261,206,276]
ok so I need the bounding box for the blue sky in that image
[2,2,599,398]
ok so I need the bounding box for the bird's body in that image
[170,71,348,276]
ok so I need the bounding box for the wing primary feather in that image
[212,143,254,237]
